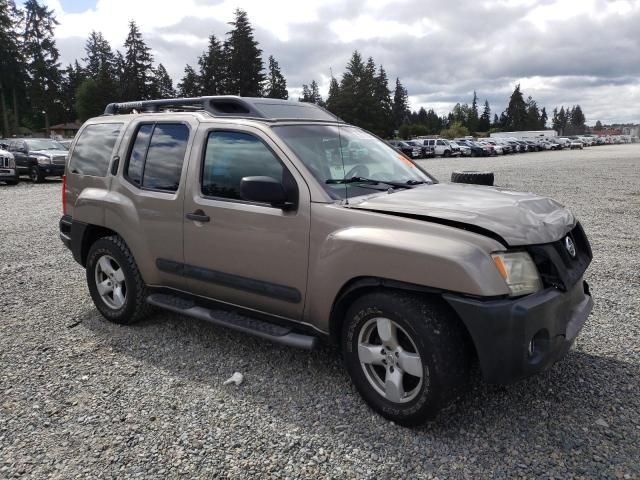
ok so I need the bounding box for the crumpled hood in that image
[31,149,67,158]
[349,183,576,246]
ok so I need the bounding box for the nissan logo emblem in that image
[564,236,577,258]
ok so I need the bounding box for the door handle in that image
[186,210,210,222]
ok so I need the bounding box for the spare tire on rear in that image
[451,170,494,186]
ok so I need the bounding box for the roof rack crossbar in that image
[104,96,267,118]
[103,95,342,123]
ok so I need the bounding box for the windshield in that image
[25,139,65,151]
[273,124,434,200]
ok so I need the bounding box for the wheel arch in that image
[72,222,121,267]
[327,276,475,355]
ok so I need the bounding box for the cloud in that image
[43,0,640,124]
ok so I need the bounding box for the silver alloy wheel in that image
[357,317,424,403]
[94,255,126,309]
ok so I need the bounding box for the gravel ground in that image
[1,144,639,479]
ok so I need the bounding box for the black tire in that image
[86,235,152,324]
[450,170,494,186]
[443,150,451,157]
[30,166,44,183]
[342,291,472,426]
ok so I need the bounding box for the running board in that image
[146,293,319,350]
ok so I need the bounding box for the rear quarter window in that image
[68,123,123,177]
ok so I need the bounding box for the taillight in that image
[62,175,67,215]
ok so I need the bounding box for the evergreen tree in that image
[0,0,24,136]
[177,65,200,97]
[325,76,340,114]
[569,104,586,134]
[492,113,500,129]
[153,63,176,98]
[198,34,225,95]
[224,9,265,96]
[114,50,126,100]
[299,80,322,104]
[503,84,527,130]
[75,78,102,121]
[122,20,155,100]
[372,65,393,137]
[83,30,117,111]
[333,51,365,125]
[525,96,540,130]
[540,107,548,129]
[265,55,288,99]
[468,90,479,132]
[551,107,560,133]
[60,61,85,121]
[478,100,491,131]
[22,0,62,130]
[391,77,409,129]
[557,106,567,135]
[595,120,603,130]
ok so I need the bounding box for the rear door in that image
[180,124,311,320]
[109,116,197,289]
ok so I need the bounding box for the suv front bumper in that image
[0,167,18,182]
[39,163,65,177]
[443,279,593,384]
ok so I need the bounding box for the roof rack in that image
[103,96,342,123]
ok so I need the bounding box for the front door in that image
[182,125,310,320]
[10,141,28,175]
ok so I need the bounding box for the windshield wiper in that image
[326,177,429,189]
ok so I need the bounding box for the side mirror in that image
[240,176,290,208]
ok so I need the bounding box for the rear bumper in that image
[444,279,593,384]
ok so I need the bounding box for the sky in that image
[32,0,640,125]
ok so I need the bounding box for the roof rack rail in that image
[103,95,342,122]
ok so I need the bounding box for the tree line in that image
[0,0,588,139]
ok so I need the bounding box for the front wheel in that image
[30,166,44,183]
[86,235,152,324]
[342,291,472,426]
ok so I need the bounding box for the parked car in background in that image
[405,140,435,158]
[448,140,470,156]
[444,140,462,156]
[0,146,19,185]
[455,139,486,156]
[8,138,68,182]
[474,141,496,156]
[569,139,584,150]
[387,140,422,159]
[478,140,504,155]
[485,139,511,154]
[59,139,73,150]
[418,138,460,157]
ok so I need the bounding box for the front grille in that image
[52,155,67,165]
[1,156,7,167]
[527,222,592,291]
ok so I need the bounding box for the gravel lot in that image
[1,144,639,479]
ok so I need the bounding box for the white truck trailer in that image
[490,130,558,140]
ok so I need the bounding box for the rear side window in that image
[125,123,189,192]
[69,123,123,176]
[201,131,284,201]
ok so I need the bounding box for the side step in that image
[146,293,319,350]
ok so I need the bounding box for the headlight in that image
[36,155,51,165]
[8,156,15,168]
[491,251,542,296]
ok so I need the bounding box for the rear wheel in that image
[86,236,152,324]
[342,291,471,426]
